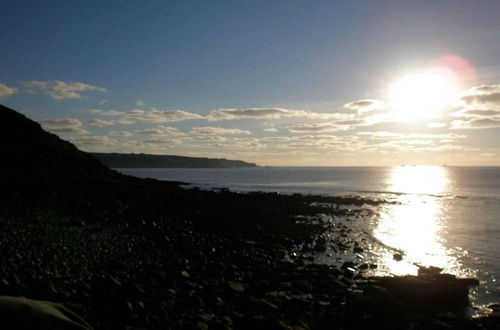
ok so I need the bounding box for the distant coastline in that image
[91,152,258,169]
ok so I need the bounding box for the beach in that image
[118,166,500,310]
[1,176,498,329]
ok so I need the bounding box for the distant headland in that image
[91,152,258,169]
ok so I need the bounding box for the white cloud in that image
[288,122,345,133]
[263,127,279,132]
[190,127,250,135]
[109,125,184,138]
[288,119,367,133]
[460,84,500,107]
[427,122,447,128]
[451,109,500,118]
[358,131,466,141]
[70,135,116,149]
[22,80,106,100]
[207,107,349,121]
[91,109,203,124]
[0,83,17,99]
[134,126,185,136]
[90,106,352,126]
[39,118,88,134]
[109,131,134,137]
[343,99,385,113]
[260,134,364,151]
[451,118,500,129]
[87,119,115,127]
[449,84,500,129]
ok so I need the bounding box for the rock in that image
[373,273,478,313]
[199,313,215,321]
[228,281,245,293]
[393,253,403,261]
[417,265,442,276]
[196,322,209,330]
[277,320,293,330]
[353,247,364,253]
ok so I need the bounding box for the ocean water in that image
[117,166,500,310]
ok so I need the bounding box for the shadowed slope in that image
[0,104,118,181]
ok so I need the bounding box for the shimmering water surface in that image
[117,166,500,308]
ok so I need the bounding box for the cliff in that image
[90,152,258,168]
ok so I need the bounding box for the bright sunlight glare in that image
[373,166,462,276]
[387,67,459,121]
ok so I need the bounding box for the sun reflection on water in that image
[373,166,464,276]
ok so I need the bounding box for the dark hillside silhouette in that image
[0,104,118,181]
[91,152,257,168]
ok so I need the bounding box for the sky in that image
[1,0,500,166]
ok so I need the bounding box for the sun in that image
[387,67,459,121]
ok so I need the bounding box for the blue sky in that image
[1,1,500,165]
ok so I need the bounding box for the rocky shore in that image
[0,178,498,330]
[0,104,498,329]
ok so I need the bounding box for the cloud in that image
[87,119,115,127]
[207,107,349,121]
[0,83,17,99]
[343,99,385,113]
[452,109,500,118]
[22,80,106,100]
[358,132,467,153]
[355,131,470,153]
[288,119,367,133]
[91,109,203,124]
[110,125,184,137]
[289,122,344,133]
[260,134,364,151]
[70,135,116,149]
[460,84,500,107]
[39,118,88,134]
[190,127,251,135]
[358,131,466,141]
[451,118,500,129]
[427,122,447,128]
[216,137,263,149]
[135,126,185,136]
[109,131,134,137]
[90,106,352,125]
[444,84,500,130]
[135,100,144,106]
[463,109,500,116]
[263,127,279,132]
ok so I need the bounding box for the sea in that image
[116,166,499,312]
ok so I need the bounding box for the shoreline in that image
[1,177,498,329]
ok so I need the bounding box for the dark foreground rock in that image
[0,179,498,330]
